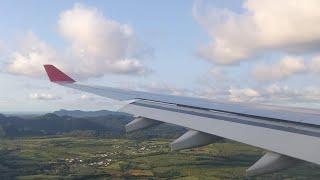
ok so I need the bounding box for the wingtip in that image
[43,64,76,83]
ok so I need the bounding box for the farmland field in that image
[1,136,319,179]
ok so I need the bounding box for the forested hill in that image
[53,109,130,117]
[0,111,186,139]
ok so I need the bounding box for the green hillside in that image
[0,112,319,179]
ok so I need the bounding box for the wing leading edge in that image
[44,65,320,176]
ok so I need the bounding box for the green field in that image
[0,136,319,179]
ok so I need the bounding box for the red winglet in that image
[43,65,76,83]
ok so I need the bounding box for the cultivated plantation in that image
[0,137,320,179]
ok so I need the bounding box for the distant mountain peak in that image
[43,113,60,118]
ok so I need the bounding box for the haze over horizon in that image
[2,0,320,112]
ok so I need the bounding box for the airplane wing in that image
[43,64,320,176]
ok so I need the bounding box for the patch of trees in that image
[0,113,186,139]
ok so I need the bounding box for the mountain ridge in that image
[0,110,186,139]
[53,109,131,117]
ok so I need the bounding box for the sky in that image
[1,0,320,113]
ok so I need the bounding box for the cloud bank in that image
[252,56,306,81]
[229,87,260,102]
[194,0,320,65]
[29,93,61,100]
[6,4,151,79]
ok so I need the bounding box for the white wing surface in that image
[44,65,320,176]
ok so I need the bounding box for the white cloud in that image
[6,4,151,79]
[266,84,286,95]
[252,56,306,81]
[80,94,95,100]
[6,32,61,77]
[263,84,297,101]
[228,87,260,102]
[59,4,134,60]
[194,0,320,64]
[262,84,320,104]
[226,84,320,104]
[29,93,61,100]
